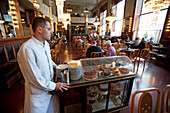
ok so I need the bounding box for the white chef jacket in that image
[17,37,59,113]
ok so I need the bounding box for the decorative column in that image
[85,14,88,34]
[9,0,24,37]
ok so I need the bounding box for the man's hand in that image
[55,83,69,92]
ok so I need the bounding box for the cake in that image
[84,70,98,80]
[118,68,130,74]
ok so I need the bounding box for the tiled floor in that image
[0,41,169,113]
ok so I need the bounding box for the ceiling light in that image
[0,20,4,24]
[75,12,77,15]
[93,16,100,26]
[81,13,84,16]
[67,4,72,12]
[84,8,89,13]
[67,8,72,12]
[33,0,40,9]
[106,13,117,22]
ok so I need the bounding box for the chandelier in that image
[144,0,170,12]
[33,0,40,9]
[84,8,89,13]
[106,14,117,22]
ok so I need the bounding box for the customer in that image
[86,41,102,58]
[139,37,147,50]
[17,17,69,113]
[134,37,140,48]
[125,36,130,42]
[106,40,117,56]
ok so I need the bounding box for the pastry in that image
[84,70,98,80]
[87,91,98,103]
[113,68,121,76]
[111,97,122,106]
[110,87,121,95]
[103,68,110,76]
[119,68,130,74]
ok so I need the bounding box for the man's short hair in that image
[92,41,96,44]
[32,17,49,33]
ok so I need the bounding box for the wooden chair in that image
[161,84,170,113]
[129,49,140,72]
[13,43,20,58]
[114,43,126,56]
[136,49,150,72]
[149,44,158,60]
[131,88,161,113]
[4,44,16,62]
[90,52,103,58]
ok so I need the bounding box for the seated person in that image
[106,40,117,56]
[134,37,140,48]
[125,36,130,42]
[111,36,117,43]
[86,41,102,58]
[139,38,146,50]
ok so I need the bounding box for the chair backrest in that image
[13,43,20,57]
[139,49,150,60]
[4,44,15,61]
[161,84,170,113]
[0,46,8,65]
[130,49,140,60]
[131,88,161,113]
[91,52,103,58]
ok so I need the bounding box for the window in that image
[100,10,107,36]
[110,0,125,36]
[137,1,168,43]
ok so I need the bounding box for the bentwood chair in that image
[91,52,103,58]
[129,49,140,72]
[136,49,150,72]
[161,84,170,113]
[131,88,161,113]
[149,44,158,60]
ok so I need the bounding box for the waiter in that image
[17,17,69,113]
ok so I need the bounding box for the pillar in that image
[14,0,24,37]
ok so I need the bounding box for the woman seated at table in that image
[139,38,146,50]
[106,40,117,56]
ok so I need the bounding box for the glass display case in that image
[55,56,136,113]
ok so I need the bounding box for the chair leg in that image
[133,61,136,72]
[136,60,140,72]
[143,61,146,72]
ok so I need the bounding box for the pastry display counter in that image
[54,56,136,113]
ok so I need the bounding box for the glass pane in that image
[87,83,108,112]
[138,9,168,43]
[108,79,130,110]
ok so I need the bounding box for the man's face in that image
[41,21,53,41]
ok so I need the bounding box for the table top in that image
[119,48,132,53]
[153,46,168,50]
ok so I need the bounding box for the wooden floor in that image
[0,41,169,113]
